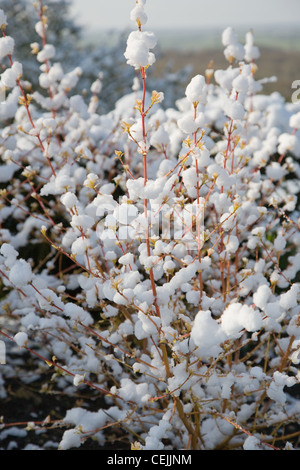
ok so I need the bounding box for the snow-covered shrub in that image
[0,0,300,450]
[2,0,191,114]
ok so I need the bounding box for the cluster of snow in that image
[0,35,14,59]
[124,1,156,70]
[0,0,299,451]
[222,26,245,62]
[1,61,22,89]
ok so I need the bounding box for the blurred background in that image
[71,0,300,98]
[2,0,300,110]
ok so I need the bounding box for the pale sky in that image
[70,0,300,31]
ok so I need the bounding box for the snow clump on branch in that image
[0,1,300,452]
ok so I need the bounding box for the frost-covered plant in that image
[2,0,191,114]
[0,0,81,87]
[0,0,300,451]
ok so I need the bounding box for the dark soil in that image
[0,357,129,450]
